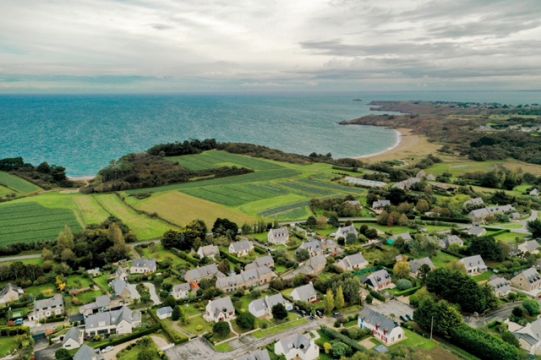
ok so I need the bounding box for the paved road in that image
[511,210,538,234]
[0,253,41,263]
[166,317,330,360]
[466,301,524,328]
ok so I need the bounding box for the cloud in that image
[0,0,540,92]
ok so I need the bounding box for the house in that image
[204,296,236,323]
[334,224,358,241]
[439,234,464,248]
[466,225,487,237]
[249,293,292,318]
[171,283,191,300]
[372,200,391,213]
[513,318,541,354]
[0,283,23,305]
[239,349,271,360]
[511,267,541,293]
[344,177,386,189]
[73,344,102,360]
[129,258,157,274]
[468,205,516,223]
[530,189,539,197]
[86,268,101,277]
[298,239,322,257]
[184,264,225,287]
[79,295,113,316]
[409,257,435,277]
[274,333,319,360]
[298,255,326,276]
[459,255,487,276]
[216,266,276,293]
[84,306,141,337]
[115,267,128,281]
[156,306,173,320]
[229,240,254,257]
[463,197,485,210]
[359,307,405,345]
[291,283,317,303]
[29,294,64,321]
[394,177,422,191]
[109,279,140,302]
[197,245,220,260]
[268,227,289,245]
[364,269,394,291]
[336,253,368,272]
[246,255,275,270]
[518,240,540,255]
[62,327,84,350]
[488,276,512,297]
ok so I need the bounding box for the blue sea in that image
[1,91,540,177]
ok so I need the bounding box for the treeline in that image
[0,157,71,188]
[82,152,252,192]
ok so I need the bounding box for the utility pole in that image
[430,316,434,340]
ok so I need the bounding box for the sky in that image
[1,0,540,93]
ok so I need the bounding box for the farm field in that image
[0,202,82,245]
[73,195,110,225]
[0,171,41,194]
[93,194,174,240]
[0,184,14,197]
[170,150,285,171]
[426,157,541,177]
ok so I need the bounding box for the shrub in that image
[212,321,230,338]
[523,299,540,316]
[236,312,256,330]
[396,279,413,290]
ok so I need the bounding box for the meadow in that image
[0,171,41,194]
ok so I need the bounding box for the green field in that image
[0,171,41,194]
[0,202,82,245]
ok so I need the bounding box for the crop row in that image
[259,201,310,217]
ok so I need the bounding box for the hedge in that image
[92,326,160,349]
[219,249,249,265]
[393,285,421,297]
[170,248,199,265]
[419,216,470,224]
[368,288,385,302]
[450,324,522,360]
[0,326,30,336]
[320,326,366,353]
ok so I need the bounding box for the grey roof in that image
[268,227,289,241]
[464,197,484,208]
[517,267,541,284]
[276,333,313,354]
[338,253,367,270]
[239,349,271,360]
[299,255,326,275]
[488,277,511,292]
[466,226,486,236]
[0,283,22,298]
[74,344,99,360]
[250,293,287,315]
[172,283,191,292]
[372,199,391,208]
[157,306,173,316]
[365,269,391,288]
[469,205,515,219]
[344,177,386,188]
[459,255,486,269]
[34,294,63,311]
[514,318,541,345]
[85,307,140,330]
[208,296,235,318]
[184,264,222,283]
[216,266,275,289]
[292,283,317,302]
[109,279,139,299]
[230,239,253,253]
[299,239,321,253]
[63,327,82,345]
[198,245,219,257]
[245,256,274,270]
[519,240,540,253]
[359,307,398,332]
[409,257,435,274]
[95,295,111,308]
[335,224,358,239]
[132,258,156,271]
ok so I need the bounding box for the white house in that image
[229,240,254,257]
[459,255,487,276]
[0,283,23,305]
[129,259,157,274]
[248,293,292,318]
[197,245,220,260]
[468,205,516,223]
[171,283,191,300]
[204,296,236,323]
[336,253,368,272]
[291,283,317,303]
[62,328,84,350]
[334,224,358,241]
[84,306,141,338]
[488,276,512,298]
[513,318,541,355]
[268,227,289,245]
[359,307,404,345]
[156,306,173,320]
[28,294,64,321]
[274,333,319,360]
[364,269,394,291]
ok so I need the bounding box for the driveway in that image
[0,253,41,263]
[143,282,162,305]
[466,301,524,328]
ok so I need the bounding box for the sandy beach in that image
[356,128,441,163]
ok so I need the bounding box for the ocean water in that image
[1,91,540,176]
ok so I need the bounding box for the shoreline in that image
[68,175,95,181]
[355,128,402,160]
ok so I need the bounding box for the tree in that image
[306,216,317,227]
[55,275,66,292]
[296,248,310,262]
[323,342,332,354]
[271,303,288,320]
[413,297,463,337]
[55,348,72,360]
[236,312,256,330]
[398,213,410,226]
[335,286,345,309]
[469,236,505,261]
[57,225,74,252]
[217,259,229,274]
[137,348,155,360]
[42,247,54,261]
[331,340,351,358]
[324,288,335,314]
[523,299,540,316]
[212,218,238,239]
[418,263,432,283]
[213,321,230,338]
[416,199,430,213]
[109,222,127,253]
[393,260,411,278]
[172,305,181,321]
[528,219,541,238]
[60,248,75,262]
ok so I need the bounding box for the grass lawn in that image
[431,251,460,268]
[0,336,21,357]
[93,274,111,292]
[391,329,437,351]
[74,289,105,304]
[214,342,233,352]
[179,315,212,336]
[494,232,527,243]
[66,275,93,290]
[181,303,203,317]
[252,316,309,339]
[117,338,161,360]
[473,271,494,283]
[139,244,192,268]
[25,283,56,298]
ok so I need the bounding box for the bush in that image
[236,312,256,330]
[396,279,413,290]
[523,299,540,316]
[212,321,230,338]
[271,303,288,320]
[55,348,72,360]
